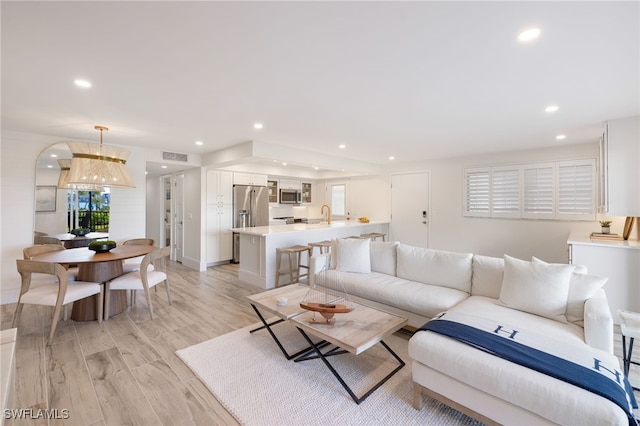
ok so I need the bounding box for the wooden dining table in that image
[31,244,157,321]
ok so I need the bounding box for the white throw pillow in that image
[369,241,398,276]
[531,257,607,325]
[396,244,473,292]
[334,238,371,274]
[471,255,504,299]
[499,255,573,322]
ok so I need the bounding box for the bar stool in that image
[275,245,312,287]
[360,232,386,241]
[618,310,640,391]
[309,240,331,255]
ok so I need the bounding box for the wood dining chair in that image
[104,246,171,320]
[121,238,155,273]
[13,259,103,345]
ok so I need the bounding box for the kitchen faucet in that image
[321,204,331,224]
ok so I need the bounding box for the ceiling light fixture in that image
[389,156,395,160]
[556,134,566,140]
[518,28,541,42]
[66,125,136,188]
[57,159,104,191]
[254,123,264,129]
[74,79,92,88]
[545,105,559,113]
[195,140,203,146]
[338,144,346,149]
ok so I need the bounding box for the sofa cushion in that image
[317,270,469,319]
[499,255,573,322]
[334,238,371,273]
[531,257,607,325]
[369,241,398,276]
[471,255,504,298]
[396,244,473,293]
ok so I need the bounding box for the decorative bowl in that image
[88,240,116,253]
[71,228,91,237]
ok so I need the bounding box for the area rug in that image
[176,321,483,425]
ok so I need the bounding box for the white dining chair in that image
[13,259,103,345]
[121,238,155,273]
[104,246,171,320]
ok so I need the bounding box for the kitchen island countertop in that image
[229,220,387,236]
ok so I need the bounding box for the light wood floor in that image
[1,261,639,425]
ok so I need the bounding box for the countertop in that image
[567,232,640,250]
[230,220,387,236]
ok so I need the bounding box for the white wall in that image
[34,167,68,234]
[1,130,147,303]
[327,142,609,263]
[145,174,162,247]
[182,167,203,270]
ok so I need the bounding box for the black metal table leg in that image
[249,303,315,360]
[294,327,405,404]
[622,335,639,391]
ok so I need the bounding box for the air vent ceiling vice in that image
[162,151,188,162]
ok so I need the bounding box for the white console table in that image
[568,233,640,323]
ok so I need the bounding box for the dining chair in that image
[33,235,63,245]
[121,238,155,273]
[104,246,171,320]
[13,259,103,345]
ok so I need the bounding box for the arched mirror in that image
[35,142,111,244]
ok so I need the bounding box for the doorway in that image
[161,173,184,263]
[390,171,430,248]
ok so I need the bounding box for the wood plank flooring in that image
[1,261,639,425]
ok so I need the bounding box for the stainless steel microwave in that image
[279,189,301,204]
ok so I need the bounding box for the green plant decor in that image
[599,220,612,228]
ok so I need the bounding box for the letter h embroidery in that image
[494,325,519,339]
[593,358,621,384]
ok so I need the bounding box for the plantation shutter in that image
[557,160,596,220]
[523,164,555,219]
[464,168,490,217]
[491,167,520,217]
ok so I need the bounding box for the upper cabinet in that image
[301,182,312,203]
[279,179,301,190]
[234,172,267,186]
[206,170,233,205]
[267,180,278,203]
[604,116,640,216]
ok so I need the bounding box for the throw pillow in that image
[471,255,504,299]
[531,257,607,324]
[369,241,398,276]
[499,255,573,322]
[334,238,371,274]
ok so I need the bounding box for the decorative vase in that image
[601,227,610,234]
[88,241,116,253]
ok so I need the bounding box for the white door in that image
[390,171,430,247]
[173,174,184,263]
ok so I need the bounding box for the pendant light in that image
[66,126,135,188]
[57,159,104,191]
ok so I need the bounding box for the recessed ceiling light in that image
[556,134,566,140]
[195,140,203,146]
[282,162,287,166]
[161,165,167,169]
[50,153,57,158]
[338,144,346,149]
[518,28,541,42]
[47,165,53,168]
[74,79,92,88]
[389,156,395,160]
[254,123,263,129]
[313,166,319,170]
[545,105,559,113]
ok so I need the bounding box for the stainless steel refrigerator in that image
[232,185,269,263]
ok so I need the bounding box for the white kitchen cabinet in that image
[301,182,312,203]
[207,170,233,263]
[279,179,301,190]
[604,116,640,216]
[234,172,267,186]
[206,203,233,263]
[568,233,640,323]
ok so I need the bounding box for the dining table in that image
[49,232,109,249]
[31,244,157,321]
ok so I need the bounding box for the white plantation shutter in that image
[523,164,555,219]
[491,168,520,217]
[557,160,596,220]
[464,168,490,217]
[464,159,595,221]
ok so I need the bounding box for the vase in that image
[601,227,610,234]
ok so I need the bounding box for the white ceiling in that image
[3,1,639,176]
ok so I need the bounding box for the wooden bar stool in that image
[309,240,331,255]
[275,245,312,287]
[360,232,386,241]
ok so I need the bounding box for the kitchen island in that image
[230,220,389,289]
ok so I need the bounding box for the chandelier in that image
[66,126,135,188]
[57,159,104,191]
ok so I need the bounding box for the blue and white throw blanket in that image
[419,312,638,426]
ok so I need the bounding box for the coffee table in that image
[290,302,407,404]
[246,284,323,360]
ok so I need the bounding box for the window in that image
[464,159,595,221]
[331,184,346,217]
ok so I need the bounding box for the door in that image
[173,173,184,263]
[390,171,430,247]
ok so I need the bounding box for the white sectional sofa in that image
[308,239,637,425]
